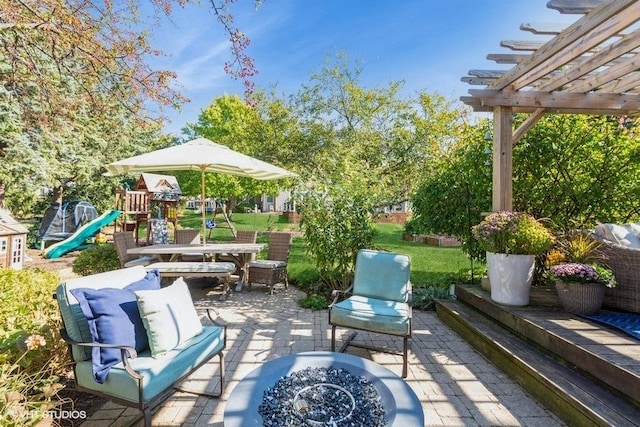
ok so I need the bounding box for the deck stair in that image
[436,284,640,426]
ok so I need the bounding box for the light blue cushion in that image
[70,270,161,383]
[73,325,224,403]
[330,295,410,336]
[135,278,202,358]
[352,250,410,302]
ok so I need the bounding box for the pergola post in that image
[492,106,513,211]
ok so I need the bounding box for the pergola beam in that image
[489,0,638,91]
[492,107,513,211]
[468,89,640,112]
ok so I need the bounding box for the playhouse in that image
[0,209,29,269]
[114,173,181,244]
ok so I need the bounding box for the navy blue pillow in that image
[71,269,160,383]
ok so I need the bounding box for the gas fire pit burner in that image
[224,351,424,427]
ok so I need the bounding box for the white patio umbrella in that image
[105,137,297,242]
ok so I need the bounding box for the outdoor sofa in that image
[55,265,226,427]
[591,223,640,313]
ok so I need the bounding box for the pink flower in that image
[24,334,46,351]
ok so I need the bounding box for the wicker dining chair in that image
[247,232,293,294]
[174,228,204,261]
[113,232,156,268]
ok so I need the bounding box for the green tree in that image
[293,52,467,208]
[412,114,640,259]
[0,0,262,214]
[298,183,376,290]
[181,94,296,215]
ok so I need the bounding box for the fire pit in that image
[223,351,424,426]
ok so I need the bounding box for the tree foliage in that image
[292,52,468,209]
[0,0,262,213]
[180,94,295,214]
[412,114,640,260]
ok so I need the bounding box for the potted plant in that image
[472,211,554,306]
[547,232,616,314]
[549,262,615,314]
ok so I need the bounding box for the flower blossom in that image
[24,334,46,351]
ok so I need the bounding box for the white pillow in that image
[135,278,202,357]
[610,224,640,248]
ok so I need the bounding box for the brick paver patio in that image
[81,280,565,426]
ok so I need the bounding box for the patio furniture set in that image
[54,248,421,426]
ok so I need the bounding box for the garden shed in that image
[0,209,29,270]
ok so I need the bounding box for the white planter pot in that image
[486,252,535,307]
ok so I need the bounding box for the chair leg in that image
[402,337,408,378]
[143,407,152,427]
[219,352,225,396]
[331,325,336,351]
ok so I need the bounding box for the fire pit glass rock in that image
[224,351,424,427]
[259,366,385,426]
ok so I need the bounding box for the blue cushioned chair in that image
[329,249,412,377]
[55,266,226,427]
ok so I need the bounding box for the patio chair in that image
[216,231,258,268]
[113,232,156,268]
[175,228,205,262]
[247,232,292,294]
[329,249,412,378]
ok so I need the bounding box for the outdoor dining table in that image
[127,243,265,291]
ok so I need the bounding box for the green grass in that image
[177,211,478,288]
[178,210,301,241]
[373,223,476,287]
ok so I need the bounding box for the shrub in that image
[72,243,120,276]
[0,268,69,425]
[299,186,376,290]
[413,285,453,311]
[298,294,330,311]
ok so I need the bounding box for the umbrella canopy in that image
[105,138,297,241]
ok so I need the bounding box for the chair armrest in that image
[205,308,227,348]
[206,308,228,328]
[329,284,354,307]
[60,328,142,380]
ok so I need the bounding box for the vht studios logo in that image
[9,408,87,420]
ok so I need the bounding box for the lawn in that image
[178,211,475,288]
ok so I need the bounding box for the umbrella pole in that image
[201,169,206,244]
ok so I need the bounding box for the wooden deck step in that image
[436,298,640,427]
[454,284,640,407]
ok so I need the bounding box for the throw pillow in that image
[135,278,203,358]
[70,269,161,383]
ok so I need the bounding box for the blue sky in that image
[147,1,577,136]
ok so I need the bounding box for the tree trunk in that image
[52,185,64,205]
[0,182,5,209]
[226,196,237,219]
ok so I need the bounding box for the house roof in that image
[137,173,182,194]
[0,209,29,236]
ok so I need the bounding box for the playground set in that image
[38,172,235,259]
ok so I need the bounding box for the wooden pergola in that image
[461,0,640,211]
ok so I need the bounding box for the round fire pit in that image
[223,351,424,426]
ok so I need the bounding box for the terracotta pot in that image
[555,281,605,315]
